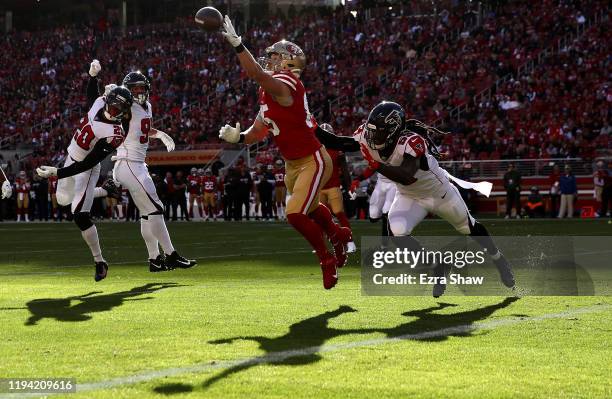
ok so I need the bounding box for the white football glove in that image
[221,15,242,47]
[89,59,101,77]
[104,83,117,96]
[1,180,12,199]
[218,122,241,144]
[36,166,58,178]
[155,130,175,152]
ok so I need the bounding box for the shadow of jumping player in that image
[25,283,184,326]
[201,305,357,389]
[190,297,518,391]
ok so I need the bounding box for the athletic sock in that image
[81,225,104,262]
[308,204,340,243]
[287,213,330,258]
[94,187,107,198]
[381,213,390,236]
[469,220,500,257]
[335,211,351,229]
[140,217,160,259]
[148,214,175,254]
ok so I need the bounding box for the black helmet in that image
[364,101,405,151]
[122,71,150,105]
[104,86,133,122]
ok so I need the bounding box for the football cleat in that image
[431,261,447,298]
[166,251,196,269]
[331,226,352,268]
[346,241,357,253]
[493,252,515,288]
[102,179,122,200]
[149,254,172,272]
[319,253,338,290]
[94,261,108,282]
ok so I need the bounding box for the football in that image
[194,6,223,32]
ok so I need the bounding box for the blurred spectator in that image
[548,164,561,217]
[503,163,521,219]
[173,171,189,221]
[595,161,611,217]
[524,186,545,218]
[558,165,577,218]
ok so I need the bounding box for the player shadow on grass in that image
[151,298,518,394]
[24,283,185,326]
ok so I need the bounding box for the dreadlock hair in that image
[405,119,448,160]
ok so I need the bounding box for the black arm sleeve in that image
[57,139,116,179]
[377,154,419,186]
[86,76,102,109]
[315,126,361,152]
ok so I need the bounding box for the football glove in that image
[104,83,117,96]
[89,59,101,77]
[221,15,242,47]
[1,180,12,199]
[153,130,175,152]
[219,122,241,144]
[36,166,58,178]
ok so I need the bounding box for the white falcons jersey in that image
[353,127,449,198]
[68,97,125,162]
[115,102,153,162]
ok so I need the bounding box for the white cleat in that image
[346,241,357,253]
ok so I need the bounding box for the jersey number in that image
[260,93,314,136]
[73,116,95,150]
[140,118,151,144]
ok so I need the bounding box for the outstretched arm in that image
[219,117,269,145]
[361,144,418,186]
[315,126,361,152]
[221,15,292,103]
[86,60,102,109]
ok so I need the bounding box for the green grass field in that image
[0,219,610,398]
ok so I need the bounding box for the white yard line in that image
[1,304,609,398]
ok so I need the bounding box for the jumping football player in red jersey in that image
[217,16,351,289]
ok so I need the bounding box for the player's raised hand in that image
[157,130,175,152]
[219,122,241,143]
[221,15,242,47]
[89,59,101,77]
[36,166,58,178]
[1,180,12,199]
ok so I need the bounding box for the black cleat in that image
[102,179,122,200]
[149,254,172,272]
[493,252,515,288]
[432,261,448,298]
[166,251,196,269]
[94,261,108,282]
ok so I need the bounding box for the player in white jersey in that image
[36,86,133,282]
[86,62,196,271]
[315,101,515,297]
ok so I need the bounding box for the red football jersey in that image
[187,174,200,194]
[48,175,58,194]
[200,176,217,193]
[15,178,30,193]
[258,71,321,160]
[323,149,343,189]
[273,167,285,187]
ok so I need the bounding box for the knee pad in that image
[73,212,93,231]
[56,192,71,206]
[388,216,412,237]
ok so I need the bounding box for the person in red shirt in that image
[272,159,286,220]
[217,17,351,289]
[48,174,60,221]
[318,124,356,253]
[15,170,30,222]
[187,167,202,219]
[200,169,218,221]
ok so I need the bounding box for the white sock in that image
[81,225,104,262]
[94,187,107,198]
[149,214,175,254]
[140,218,160,259]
